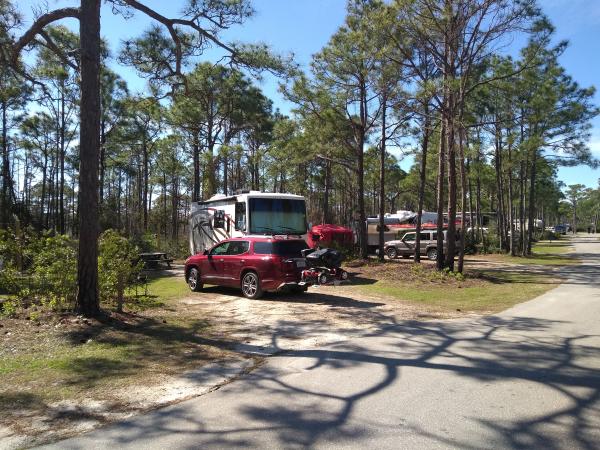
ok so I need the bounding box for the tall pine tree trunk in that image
[378,91,387,262]
[436,118,446,270]
[414,109,430,263]
[1,101,10,228]
[527,148,537,253]
[457,124,467,274]
[75,0,101,317]
[192,133,200,202]
[508,137,515,256]
[142,139,149,231]
[323,160,332,224]
[59,86,66,234]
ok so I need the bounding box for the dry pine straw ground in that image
[0,257,560,446]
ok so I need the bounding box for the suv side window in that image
[227,241,249,255]
[419,232,430,241]
[210,242,229,256]
[404,233,416,242]
[253,242,273,254]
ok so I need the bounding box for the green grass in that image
[124,275,190,309]
[144,275,190,301]
[487,239,577,266]
[355,240,573,314]
[358,270,556,314]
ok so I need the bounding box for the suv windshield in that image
[253,240,308,258]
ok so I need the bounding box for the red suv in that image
[184,237,309,299]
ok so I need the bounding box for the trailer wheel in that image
[385,247,398,259]
[427,248,438,261]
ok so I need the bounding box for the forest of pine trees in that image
[1,0,599,315]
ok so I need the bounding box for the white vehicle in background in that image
[188,191,308,255]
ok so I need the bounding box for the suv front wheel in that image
[187,267,203,292]
[241,271,263,299]
[385,246,398,259]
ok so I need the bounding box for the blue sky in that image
[18,0,600,189]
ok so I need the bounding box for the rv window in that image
[213,210,225,229]
[249,198,306,234]
[235,202,246,231]
[376,225,390,232]
[227,241,249,255]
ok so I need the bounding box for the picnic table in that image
[138,252,174,269]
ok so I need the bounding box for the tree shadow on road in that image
[62,314,600,450]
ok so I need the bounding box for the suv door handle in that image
[240,259,246,263]
[219,258,225,262]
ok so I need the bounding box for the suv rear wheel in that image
[426,248,438,261]
[385,246,398,259]
[241,271,263,299]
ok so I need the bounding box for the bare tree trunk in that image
[519,160,526,256]
[414,109,430,263]
[507,136,515,256]
[494,123,506,251]
[171,176,178,240]
[323,160,332,224]
[378,91,387,262]
[475,135,484,249]
[75,0,101,317]
[436,118,446,270]
[445,112,457,271]
[40,151,48,230]
[142,139,149,231]
[527,148,537,253]
[192,133,200,202]
[1,101,11,228]
[457,125,467,273]
[357,82,368,259]
[59,86,66,234]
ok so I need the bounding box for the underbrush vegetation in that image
[0,229,145,318]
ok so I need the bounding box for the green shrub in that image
[99,230,143,312]
[131,232,159,253]
[0,266,19,295]
[0,298,20,318]
[539,230,560,241]
[32,234,77,310]
[463,232,478,255]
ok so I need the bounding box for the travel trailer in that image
[188,191,307,255]
[365,211,439,250]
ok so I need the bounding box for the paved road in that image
[44,236,600,449]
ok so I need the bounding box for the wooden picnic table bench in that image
[138,252,174,269]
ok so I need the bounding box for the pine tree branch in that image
[11,7,80,65]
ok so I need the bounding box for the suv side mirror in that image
[203,249,209,256]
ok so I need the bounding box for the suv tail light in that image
[282,259,296,271]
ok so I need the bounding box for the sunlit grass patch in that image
[358,268,557,314]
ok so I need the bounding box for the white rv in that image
[188,191,308,255]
